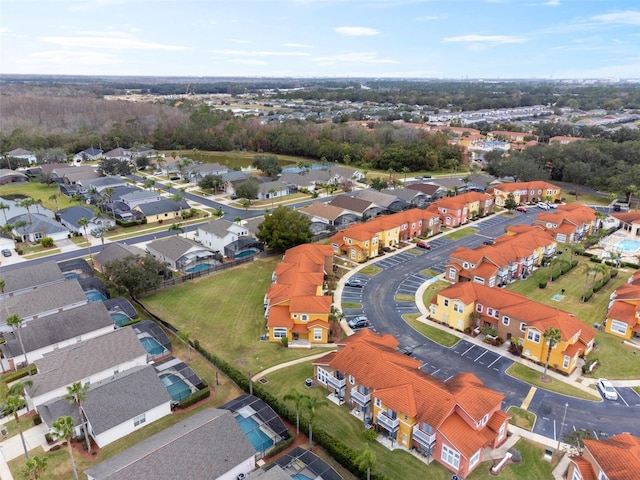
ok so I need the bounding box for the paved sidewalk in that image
[251,351,336,382]
[0,423,51,480]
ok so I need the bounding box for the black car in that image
[345,278,364,288]
[348,316,370,329]
[483,240,495,245]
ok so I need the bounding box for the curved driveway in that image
[341,210,640,443]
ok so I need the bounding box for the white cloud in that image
[15,50,119,67]
[334,27,380,37]
[315,51,397,65]
[227,38,251,44]
[283,43,312,48]
[40,33,187,51]
[443,34,527,44]
[526,0,560,6]
[214,49,311,57]
[231,59,268,65]
[590,11,640,26]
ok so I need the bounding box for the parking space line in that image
[474,350,488,362]
[619,393,629,407]
[488,356,502,368]
[461,344,475,356]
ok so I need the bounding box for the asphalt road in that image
[342,207,640,444]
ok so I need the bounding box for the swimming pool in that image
[292,475,313,480]
[185,264,212,273]
[234,250,257,259]
[234,415,274,453]
[615,238,640,253]
[110,312,131,327]
[85,289,106,302]
[140,336,165,356]
[159,373,192,401]
[64,272,80,280]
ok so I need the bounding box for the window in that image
[375,398,381,407]
[314,328,322,341]
[292,314,298,319]
[489,277,496,287]
[402,433,408,445]
[133,414,146,427]
[520,322,527,332]
[463,262,469,269]
[498,422,506,440]
[473,276,485,285]
[502,316,510,326]
[610,319,628,335]
[441,444,460,469]
[476,304,483,313]
[453,302,464,313]
[527,330,541,343]
[487,307,494,317]
[470,449,481,468]
[273,328,287,339]
[349,375,355,385]
[301,314,308,321]
[449,268,457,280]
[563,355,570,369]
[443,299,449,307]
[571,468,583,480]
[350,250,356,259]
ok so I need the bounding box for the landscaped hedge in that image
[589,257,602,263]
[178,386,211,408]
[2,365,37,384]
[539,281,547,289]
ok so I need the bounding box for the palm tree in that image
[542,327,562,381]
[64,382,92,453]
[581,264,599,302]
[143,178,156,191]
[102,187,116,220]
[355,444,377,480]
[77,217,92,264]
[51,416,79,480]
[283,390,306,436]
[0,201,9,223]
[177,330,192,361]
[168,223,184,236]
[172,188,186,218]
[19,197,35,224]
[7,314,31,375]
[5,379,34,459]
[48,193,59,212]
[304,396,327,450]
[21,455,48,480]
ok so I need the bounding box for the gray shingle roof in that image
[93,242,146,267]
[353,190,398,208]
[328,195,373,214]
[146,236,206,262]
[119,190,160,202]
[0,261,63,294]
[28,327,147,399]
[9,213,69,236]
[198,218,236,237]
[1,302,114,358]
[85,408,256,480]
[135,199,189,216]
[57,206,97,228]
[4,279,87,321]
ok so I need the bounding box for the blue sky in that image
[1,0,639,79]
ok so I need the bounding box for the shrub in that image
[551,272,561,281]
[40,237,54,248]
[611,269,619,278]
[280,336,289,348]
[589,257,602,263]
[582,290,593,302]
[178,387,211,408]
[44,432,54,444]
[364,428,378,442]
[32,414,42,426]
[539,281,547,289]
[2,364,37,383]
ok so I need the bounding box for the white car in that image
[536,202,550,210]
[596,378,618,400]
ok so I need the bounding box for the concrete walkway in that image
[0,423,51,480]
[251,351,335,383]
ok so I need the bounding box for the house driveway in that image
[0,423,50,480]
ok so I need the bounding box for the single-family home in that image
[146,236,221,272]
[133,198,190,224]
[299,201,359,231]
[328,166,365,185]
[406,183,446,202]
[119,189,163,209]
[549,136,584,145]
[0,302,115,372]
[49,165,101,185]
[197,218,262,259]
[382,188,429,208]
[257,180,292,201]
[313,329,510,478]
[184,162,229,183]
[8,213,70,244]
[56,205,115,234]
[25,326,148,409]
[85,409,256,480]
[489,181,562,206]
[73,148,104,164]
[78,176,128,194]
[565,433,640,480]
[38,365,172,448]
[279,172,316,192]
[103,147,132,162]
[0,169,29,186]
[93,242,147,273]
[430,282,596,374]
[265,244,334,344]
[604,274,640,340]
[6,148,37,164]
[222,170,250,194]
[353,190,411,214]
[0,260,65,296]
[328,195,377,221]
[533,204,597,244]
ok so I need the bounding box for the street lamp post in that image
[557,402,569,455]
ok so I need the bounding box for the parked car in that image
[345,277,364,288]
[416,240,431,250]
[1,249,11,257]
[348,316,370,329]
[536,202,550,210]
[483,239,495,245]
[596,378,618,400]
[515,206,527,213]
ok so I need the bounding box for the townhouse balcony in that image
[412,426,436,447]
[376,411,399,432]
[326,373,346,390]
[350,389,371,407]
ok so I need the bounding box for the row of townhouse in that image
[603,271,640,341]
[425,191,495,228]
[489,180,562,207]
[264,244,335,344]
[430,282,596,375]
[533,203,598,244]
[330,208,441,263]
[313,329,511,478]
[565,432,640,480]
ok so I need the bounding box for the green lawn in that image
[359,265,382,276]
[394,294,415,302]
[506,364,600,401]
[0,182,78,212]
[444,227,478,240]
[140,257,319,375]
[341,302,362,309]
[421,280,451,307]
[507,406,536,431]
[506,258,638,379]
[403,314,460,347]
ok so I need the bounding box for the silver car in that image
[596,378,618,400]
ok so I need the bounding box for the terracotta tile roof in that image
[487,410,510,432]
[492,181,560,193]
[611,283,640,300]
[439,414,490,458]
[607,301,638,326]
[583,433,640,480]
[569,456,597,480]
[375,384,418,417]
[611,212,640,225]
[563,342,583,357]
[307,319,329,329]
[446,372,504,422]
[266,305,293,328]
[289,295,332,313]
